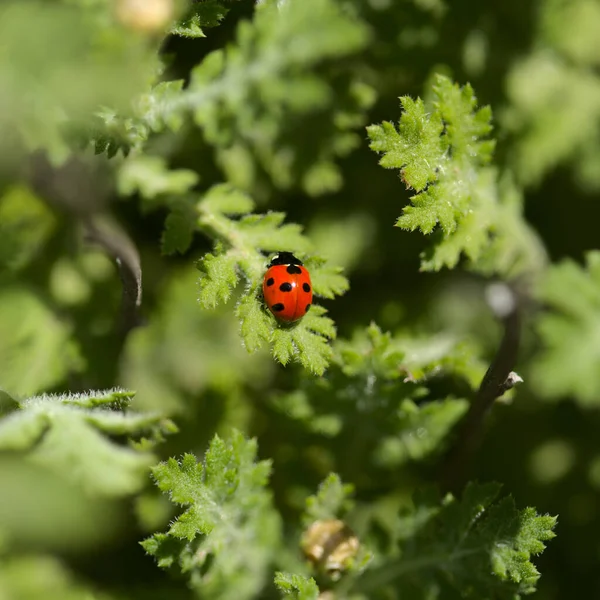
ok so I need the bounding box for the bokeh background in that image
[1,0,599,598]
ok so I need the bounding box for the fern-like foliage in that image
[359,482,557,599]
[196,185,345,374]
[171,0,235,38]
[274,572,319,600]
[504,0,600,189]
[118,168,347,374]
[531,251,600,405]
[271,323,482,474]
[141,431,281,600]
[0,389,175,496]
[95,0,374,195]
[303,473,354,525]
[367,75,544,275]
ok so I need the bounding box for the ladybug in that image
[263,252,313,323]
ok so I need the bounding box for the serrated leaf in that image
[374,398,468,468]
[171,0,230,38]
[192,186,346,374]
[100,0,373,194]
[366,97,443,192]
[358,482,556,598]
[531,251,600,405]
[0,185,56,273]
[235,293,272,353]
[368,75,522,273]
[118,155,199,200]
[0,287,82,397]
[200,184,255,215]
[143,431,281,600]
[303,473,354,525]
[271,306,336,376]
[0,389,174,497]
[198,251,240,308]
[274,572,319,600]
[161,208,196,256]
[305,257,350,299]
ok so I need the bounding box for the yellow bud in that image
[116,0,174,33]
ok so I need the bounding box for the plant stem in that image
[440,282,522,492]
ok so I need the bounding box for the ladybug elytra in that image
[263,252,312,323]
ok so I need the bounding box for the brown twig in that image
[440,282,523,492]
[26,152,143,336]
[83,216,143,335]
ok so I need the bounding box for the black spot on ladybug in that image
[302,283,311,293]
[272,303,285,312]
[305,303,311,312]
[266,277,275,287]
[279,282,293,292]
[286,265,302,275]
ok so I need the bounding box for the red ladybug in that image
[263,252,313,323]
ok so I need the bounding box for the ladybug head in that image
[268,251,303,267]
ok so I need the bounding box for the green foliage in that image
[96,0,374,195]
[142,431,281,599]
[368,75,544,275]
[0,0,159,160]
[117,155,199,201]
[0,388,175,496]
[171,0,233,38]
[503,0,600,189]
[303,473,354,525]
[531,251,600,405]
[0,286,82,397]
[274,572,319,600]
[360,483,557,599]
[271,323,476,475]
[0,554,104,600]
[194,184,347,375]
[0,185,57,273]
[121,266,271,415]
[0,0,581,597]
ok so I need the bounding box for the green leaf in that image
[0,389,175,497]
[171,0,230,38]
[0,554,106,600]
[98,0,373,194]
[504,0,600,188]
[198,250,240,308]
[142,431,281,600]
[373,398,468,468]
[368,75,543,275]
[358,482,557,598]
[194,185,345,373]
[531,251,600,405]
[0,185,56,273]
[120,266,270,416]
[303,473,354,525]
[161,203,196,256]
[0,287,82,397]
[367,98,443,193]
[274,572,319,600]
[235,294,272,353]
[117,155,199,200]
[271,323,477,476]
[271,306,336,376]
[367,76,491,269]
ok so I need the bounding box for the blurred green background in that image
[1,0,600,598]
